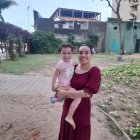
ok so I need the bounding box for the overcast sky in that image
[2,0,112,32]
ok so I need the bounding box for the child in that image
[50,44,81,129]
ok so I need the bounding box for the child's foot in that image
[65,116,76,129]
[50,97,63,103]
[50,97,58,103]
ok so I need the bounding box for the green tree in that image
[31,31,62,54]
[16,37,25,57]
[95,0,139,55]
[6,33,17,60]
[86,32,99,50]
[0,0,17,22]
[66,33,84,53]
[67,33,75,46]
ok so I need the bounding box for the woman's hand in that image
[57,89,68,98]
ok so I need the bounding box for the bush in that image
[86,32,99,49]
[31,31,62,54]
[6,34,17,60]
[16,37,25,57]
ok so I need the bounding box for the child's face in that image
[60,47,72,62]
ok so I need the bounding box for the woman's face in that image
[78,45,92,65]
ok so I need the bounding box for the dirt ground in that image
[0,95,126,140]
[0,54,139,140]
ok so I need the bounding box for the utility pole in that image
[27,6,30,32]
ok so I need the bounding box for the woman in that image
[57,44,101,140]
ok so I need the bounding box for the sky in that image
[2,0,112,32]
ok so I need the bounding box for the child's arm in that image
[52,68,60,92]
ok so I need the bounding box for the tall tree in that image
[95,0,139,55]
[0,0,17,22]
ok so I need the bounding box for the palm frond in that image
[0,0,18,10]
[0,14,5,22]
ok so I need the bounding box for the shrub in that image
[31,31,62,54]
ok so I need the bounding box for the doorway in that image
[135,39,140,53]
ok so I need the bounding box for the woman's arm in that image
[57,89,91,99]
[57,66,101,99]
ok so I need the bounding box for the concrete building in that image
[34,8,102,31]
[112,0,140,22]
[105,21,140,54]
[50,8,101,29]
[33,8,106,52]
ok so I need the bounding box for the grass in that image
[0,53,139,75]
[0,54,58,74]
[93,53,115,60]
[0,53,115,74]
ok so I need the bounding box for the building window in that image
[69,21,73,29]
[114,26,117,30]
[134,26,137,30]
[80,23,88,29]
[54,24,59,28]
[62,21,73,29]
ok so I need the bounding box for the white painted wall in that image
[112,0,140,22]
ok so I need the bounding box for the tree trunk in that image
[117,15,124,55]
[118,21,124,55]
[0,11,5,22]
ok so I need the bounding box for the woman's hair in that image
[58,44,73,53]
[78,44,92,54]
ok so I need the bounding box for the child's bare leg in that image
[65,98,81,129]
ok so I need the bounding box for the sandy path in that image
[0,94,126,140]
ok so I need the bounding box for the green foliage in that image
[5,33,26,60]
[102,64,140,87]
[101,82,113,90]
[109,111,119,118]
[86,32,99,49]
[31,31,62,54]
[0,0,17,10]
[0,0,18,22]
[66,33,84,53]
[129,124,140,140]
[16,37,25,57]
[98,104,108,112]
[67,33,75,45]
[6,33,17,60]
[66,32,99,53]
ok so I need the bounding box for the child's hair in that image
[58,44,73,53]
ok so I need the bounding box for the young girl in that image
[50,44,81,129]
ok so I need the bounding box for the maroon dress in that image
[58,66,101,140]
